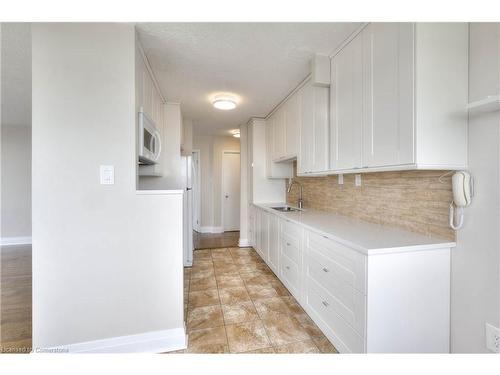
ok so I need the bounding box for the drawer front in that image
[306,231,366,294]
[280,254,300,298]
[281,219,302,239]
[305,269,366,336]
[281,233,301,265]
[306,280,365,353]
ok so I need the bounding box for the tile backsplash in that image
[286,163,455,240]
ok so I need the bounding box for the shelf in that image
[467,95,500,113]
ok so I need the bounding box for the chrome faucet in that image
[287,178,303,209]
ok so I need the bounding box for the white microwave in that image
[138,109,161,164]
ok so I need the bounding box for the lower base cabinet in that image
[251,205,451,353]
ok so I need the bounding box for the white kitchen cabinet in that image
[255,209,269,262]
[272,107,287,161]
[330,33,363,170]
[265,116,293,178]
[252,204,453,353]
[298,82,330,175]
[362,23,415,168]
[267,214,280,274]
[327,22,468,174]
[279,219,303,302]
[284,92,300,159]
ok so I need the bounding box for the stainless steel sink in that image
[270,206,302,212]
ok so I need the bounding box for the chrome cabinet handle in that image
[285,266,290,270]
[322,267,329,273]
[286,242,291,246]
[322,301,329,307]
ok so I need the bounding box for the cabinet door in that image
[285,92,299,158]
[261,212,269,262]
[330,34,363,170]
[266,117,293,178]
[362,23,414,167]
[267,215,280,274]
[298,85,312,174]
[273,108,286,161]
[312,86,330,172]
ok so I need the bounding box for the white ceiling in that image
[1,23,31,127]
[136,23,361,136]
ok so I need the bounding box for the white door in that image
[222,151,240,231]
[362,23,414,167]
[330,33,363,170]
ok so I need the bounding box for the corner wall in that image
[451,23,500,353]
[32,23,184,351]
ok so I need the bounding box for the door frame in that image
[221,150,241,232]
[192,149,201,232]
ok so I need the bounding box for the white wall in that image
[32,23,184,351]
[451,23,500,353]
[193,134,240,232]
[1,125,31,240]
[1,23,32,243]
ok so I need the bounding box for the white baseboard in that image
[199,226,224,234]
[0,236,32,246]
[238,238,251,247]
[48,327,187,353]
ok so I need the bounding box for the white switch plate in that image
[338,174,344,185]
[486,323,500,352]
[100,165,114,185]
[355,174,362,187]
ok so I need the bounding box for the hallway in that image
[193,231,240,250]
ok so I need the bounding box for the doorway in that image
[192,150,201,233]
[221,151,240,232]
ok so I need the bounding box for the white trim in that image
[221,150,241,232]
[199,226,224,234]
[46,327,186,353]
[1,236,32,246]
[238,238,251,248]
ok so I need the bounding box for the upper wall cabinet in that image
[298,82,330,175]
[361,23,415,168]
[330,34,364,170]
[269,91,300,163]
[328,22,468,173]
[266,116,293,178]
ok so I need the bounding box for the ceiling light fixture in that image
[231,129,240,138]
[212,95,237,110]
[233,132,240,138]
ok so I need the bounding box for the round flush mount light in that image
[212,95,237,110]
[231,129,240,138]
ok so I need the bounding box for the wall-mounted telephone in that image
[449,171,473,230]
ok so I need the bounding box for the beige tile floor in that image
[178,247,338,354]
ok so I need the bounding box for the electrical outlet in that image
[338,174,344,185]
[485,323,500,353]
[355,174,362,187]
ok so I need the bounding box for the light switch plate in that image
[486,323,500,352]
[338,174,344,185]
[355,174,362,187]
[100,165,114,185]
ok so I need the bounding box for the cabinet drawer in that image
[281,219,302,239]
[306,280,365,353]
[306,231,366,294]
[280,254,300,298]
[305,270,366,337]
[281,233,301,265]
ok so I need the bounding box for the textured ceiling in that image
[136,23,361,136]
[1,23,31,127]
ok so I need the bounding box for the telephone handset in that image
[449,171,473,230]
